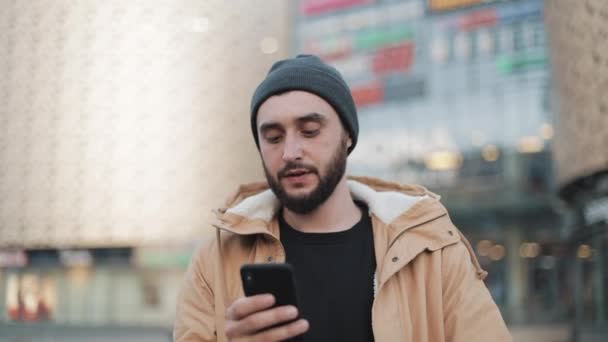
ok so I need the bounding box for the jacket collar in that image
[212,176,484,295]
[212,176,446,240]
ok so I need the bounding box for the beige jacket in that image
[174,176,512,341]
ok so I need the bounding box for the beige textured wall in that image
[0,0,290,247]
[545,0,608,188]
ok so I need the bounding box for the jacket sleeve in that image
[442,241,512,342]
[174,240,218,342]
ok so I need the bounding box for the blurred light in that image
[190,16,210,33]
[519,242,540,258]
[540,123,554,140]
[68,266,91,288]
[577,244,592,259]
[424,150,462,171]
[482,144,500,162]
[21,274,39,315]
[517,136,544,153]
[476,240,493,257]
[40,277,57,315]
[6,274,19,309]
[529,243,540,258]
[489,244,505,261]
[24,292,38,314]
[260,37,279,54]
[518,244,526,258]
[540,256,556,269]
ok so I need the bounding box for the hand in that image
[225,294,309,341]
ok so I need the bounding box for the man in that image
[174,55,511,341]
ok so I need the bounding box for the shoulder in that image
[190,230,256,267]
[440,231,488,281]
[407,214,486,281]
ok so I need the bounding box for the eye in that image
[301,122,321,137]
[264,134,283,144]
[302,129,319,137]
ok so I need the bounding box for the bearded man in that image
[174,55,512,342]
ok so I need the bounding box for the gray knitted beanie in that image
[250,54,358,154]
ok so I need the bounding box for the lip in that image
[283,168,311,177]
[282,171,314,185]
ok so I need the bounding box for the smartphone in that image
[240,263,302,341]
[240,263,299,308]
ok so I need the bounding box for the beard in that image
[263,135,348,215]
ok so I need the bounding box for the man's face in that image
[257,90,351,214]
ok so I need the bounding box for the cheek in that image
[261,149,281,173]
[318,135,341,156]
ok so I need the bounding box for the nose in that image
[282,134,303,162]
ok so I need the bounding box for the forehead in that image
[256,90,339,127]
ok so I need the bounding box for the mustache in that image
[277,162,318,179]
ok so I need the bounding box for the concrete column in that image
[545,1,608,332]
[544,0,608,189]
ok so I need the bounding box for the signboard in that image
[429,0,511,12]
[301,0,374,16]
[428,0,483,12]
[0,250,28,267]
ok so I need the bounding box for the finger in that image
[252,318,309,342]
[226,294,275,320]
[227,305,299,337]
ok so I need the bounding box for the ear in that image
[346,136,352,149]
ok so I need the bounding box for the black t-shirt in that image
[279,202,376,342]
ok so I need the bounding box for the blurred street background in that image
[0,0,607,341]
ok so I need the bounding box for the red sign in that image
[372,43,414,74]
[351,82,384,107]
[458,9,498,30]
[301,0,374,16]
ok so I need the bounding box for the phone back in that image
[240,263,298,308]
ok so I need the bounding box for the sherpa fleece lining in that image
[225,179,428,225]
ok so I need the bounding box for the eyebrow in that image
[259,122,284,134]
[259,112,327,134]
[295,112,326,125]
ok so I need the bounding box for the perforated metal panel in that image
[0,0,290,247]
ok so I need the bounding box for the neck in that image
[282,177,362,233]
